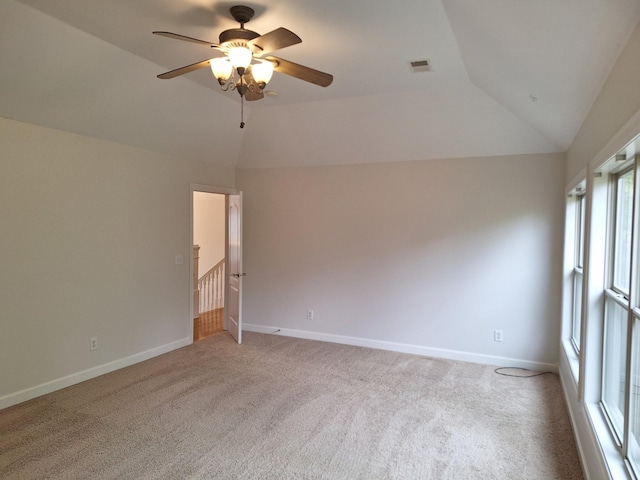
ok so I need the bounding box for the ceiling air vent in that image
[410,59,431,73]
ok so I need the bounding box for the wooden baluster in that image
[212,268,218,310]
[221,262,225,307]
[203,273,208,312]
[212,268,221,310]
[208,272,214,312]
[202,275,208,314]
[216,266,222,309]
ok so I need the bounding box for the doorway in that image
[193,192,226,341]
[190,185,243,344]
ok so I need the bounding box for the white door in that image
[227,193,243,344]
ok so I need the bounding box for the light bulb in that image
[228,47,252,70]
[210,58,232,83]
[251,61,274,86]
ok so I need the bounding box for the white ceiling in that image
[1,0,639,168]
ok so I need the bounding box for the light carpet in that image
[0,331,583,479]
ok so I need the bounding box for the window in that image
[629,320,640,468]
[561,131,640,480]
[602,295,629,438]
[613,169,634,296]
[571,192,586,353]
[602,168,634,441]
[624,166,640,475]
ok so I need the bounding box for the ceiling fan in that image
[154,5,333,126]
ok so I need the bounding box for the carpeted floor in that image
[0,331,583,479]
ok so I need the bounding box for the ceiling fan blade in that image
[157,59,212,79]
[153,31,221,49]
[248,28,301,55]
[264,56,333,87]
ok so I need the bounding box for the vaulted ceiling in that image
[2,0,639,168]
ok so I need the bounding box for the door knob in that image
[231,273,246,278]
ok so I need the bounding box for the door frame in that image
[189,183,239,343]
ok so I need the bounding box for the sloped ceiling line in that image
[3,0,639,168]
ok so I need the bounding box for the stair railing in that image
[198,258,225,315]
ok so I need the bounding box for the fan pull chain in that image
[240,95,245,129]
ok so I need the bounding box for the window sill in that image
[584,402,633,480]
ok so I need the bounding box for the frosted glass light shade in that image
[210,58,232,81]
[228,47,252,69]
[251,61,274,85]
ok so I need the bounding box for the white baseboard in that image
[2,327,558,411]
[243,324,558,373]
[0,337,192,410]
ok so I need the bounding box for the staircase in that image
[193,245,225,341]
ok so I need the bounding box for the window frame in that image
[612,167,635,299]
[571,191,586,354]
[598,155,640,478]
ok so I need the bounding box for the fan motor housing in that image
[219,28,260,47]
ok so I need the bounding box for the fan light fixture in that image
[210,55,274,96]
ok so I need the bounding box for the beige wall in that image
[0,117,234,405]
[237,152,566,367]
[193,193,226,275]
[567,20,640,180]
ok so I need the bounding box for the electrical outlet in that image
[307,309,314,320]
[90,337,98,351]
[494,330,503,342]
